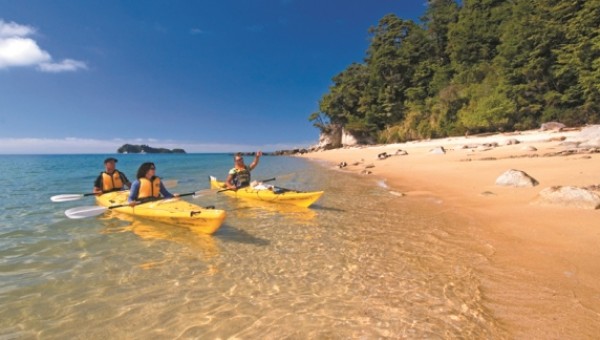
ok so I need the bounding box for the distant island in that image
[117,144,186,154]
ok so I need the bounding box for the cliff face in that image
[117,144,186,154]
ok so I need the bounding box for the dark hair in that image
[136,162,155,179]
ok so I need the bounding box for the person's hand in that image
[129,201,137,207]
[256,151,263,157]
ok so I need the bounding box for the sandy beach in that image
[301,127,600,338]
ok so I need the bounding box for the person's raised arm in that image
[249,151,262,171]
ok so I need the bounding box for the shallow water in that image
[0,154,505,338]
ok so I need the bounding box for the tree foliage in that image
[310,0,600,143]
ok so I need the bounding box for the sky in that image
[0,0,427,154]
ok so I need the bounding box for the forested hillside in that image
[309,0,600,143]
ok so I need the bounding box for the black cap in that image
[104,157,118,164]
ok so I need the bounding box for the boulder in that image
[535,186,600,209]
[540,122,566,131]
[495,169,539,187]
[576,125,600,140]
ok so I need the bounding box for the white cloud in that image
[0,137,313,154]
[39,58,87,72]
[0,20,36,37]
[0,19,87,72]
[0,37,51,67]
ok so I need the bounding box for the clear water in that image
[0,154,504,338]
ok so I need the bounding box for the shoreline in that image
[300,127,600,337]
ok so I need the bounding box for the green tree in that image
[555,0,600,124]
[309,63,369,132]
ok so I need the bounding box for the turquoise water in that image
[0,154,503,338]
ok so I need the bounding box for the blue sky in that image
[0,0,426,154]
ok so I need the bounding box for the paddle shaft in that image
[114,191,197,209]
[51,179,177,202]
[65,191,203,219]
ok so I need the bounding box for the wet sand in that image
[300,128,600,338]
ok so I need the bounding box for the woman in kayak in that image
[225,151,262,190]
[128,162,178,206]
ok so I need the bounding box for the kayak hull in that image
[96,191,226,234]
[209,176,323,208]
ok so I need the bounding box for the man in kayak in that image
[128,162,178,206]
[225,151,262,190]
[93,157,131,194]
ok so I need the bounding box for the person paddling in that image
[128,162,178,206]
[93,157,131,194]
[225,151,262,190]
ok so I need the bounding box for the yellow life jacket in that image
[138,177,161,199]
[101,170,124,192]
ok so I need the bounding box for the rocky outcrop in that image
[117,144,186,154]
[317,124,343,149]
[315,125,375,150]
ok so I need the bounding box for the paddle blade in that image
[51,194,85,202]
[192,189,214,199]
[65,206,108,219]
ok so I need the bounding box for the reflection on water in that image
[1,157,512,338]
[99,212,220,261]
[223,197,318,223]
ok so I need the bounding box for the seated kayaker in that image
[225,151,262,190]
[128,162,178,206]
[93,157,131,194]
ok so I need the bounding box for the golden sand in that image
[301,128,600,337]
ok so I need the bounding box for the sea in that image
[0,153,506,338]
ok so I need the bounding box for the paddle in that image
[64,190,197,219]
[51,179,178,202]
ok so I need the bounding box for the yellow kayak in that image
[95,191,226,235]
[209,176,323,208]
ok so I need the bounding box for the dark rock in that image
[117,144,186,154]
